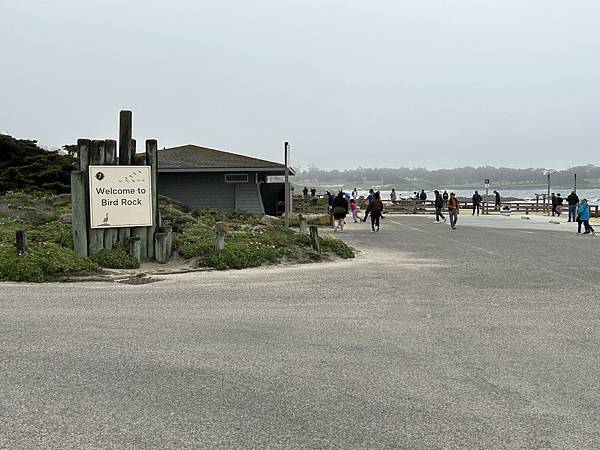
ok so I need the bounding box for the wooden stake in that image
[16,230,28,256]
[146,139,158,260]
[309,225,321,253]
[87,140,105,256]
[215,221,225,251]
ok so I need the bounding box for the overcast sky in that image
[1,0,599,170]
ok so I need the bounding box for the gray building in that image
[158,144,293,215]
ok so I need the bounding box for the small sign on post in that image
[89,166,153,229]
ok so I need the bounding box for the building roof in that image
[158,144,294,174]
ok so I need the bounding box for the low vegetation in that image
[0,192,355,281]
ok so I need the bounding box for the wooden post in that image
[215,221,225,251]
[16,230,28,256]
[299,214,307,234]
[154,229,172,264]
[103,140,118,249]
[87,140,105,256]
[146,139,158,261]
[118,110,133,247]
[309,225,321,254]
[131,139,148,260]
[70,170,88,257]
[284,141,289,227]
[127,236,141,262]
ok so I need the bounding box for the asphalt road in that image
[1,215,599,448]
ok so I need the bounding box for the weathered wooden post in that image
[146,139,158,260]
[215,221,225,251]
[87,140,105,256]
[131,139,149,260]
[154,227,172,264]
[16,230,28,256]
[103,140,118,249]
[118,110,133,247]
[127,236,141,262]
[299,214,307,234]
[71,139,91,257]
[309,225,321,254]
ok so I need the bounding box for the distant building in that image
[158,144,293,215]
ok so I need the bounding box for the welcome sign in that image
[89,165,153,228]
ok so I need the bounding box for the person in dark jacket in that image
[556,193,563,216]
[363,191,384,232]
[442,190,449,205]
[551,193,557,216]
[331,190,349,232]
[302,186,309,197]
[434,190,446,223]
[326,191,334,213]
[419,190,427,204]
[472,190,482,215]
[447,192,459,230]
[566,191,579,222]
[493,190,501,209]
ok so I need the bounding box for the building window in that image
[225,173,248,183]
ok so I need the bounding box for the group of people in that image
[302,186,317,197]
[327,189,385,233]
[323,187,595,235]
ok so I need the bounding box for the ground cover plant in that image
[0,192,354,281]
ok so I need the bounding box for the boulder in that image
[260,215,281,226]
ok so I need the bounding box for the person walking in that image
[577,199,595,235]
[352,188,358,199]
[302,186,309,197]
[310,187,316,197]
[419,189,427,204]
[350,198,360,223]
[390,188,397,203]
[367,189,375,202]
[332,190,349,232]
[556,193,563,216]
[493,190,501,209]
[363,191,384,232]
[447,192,459,230]
[551,193,557,216]
[326,190,334,214]
[472,190,482,215]
[442,190,449,205]
[434,190,446,223]
[566,191,579,222]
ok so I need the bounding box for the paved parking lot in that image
[1,215,599,448]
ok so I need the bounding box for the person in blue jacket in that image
[577,199,595,235]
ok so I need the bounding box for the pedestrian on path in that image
[350,198,360,223]
[332,191,349,232]
[472,190,482,215]
[442,190,449,205]
[493,190,501,209]
[363,191,384,232]
[419,189,427,204]
[566,191,579,222]
[448,192,459,230]
[390,188,397,203]
[551,193,557,216]
[434,190,446,223]
[577,199,595,235]
[556,193,563,216]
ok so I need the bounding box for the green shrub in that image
[197,241,281,270]
[320,236,354,259]
[0,243,101,282]
[90,247,140,269]
[28,221,73,248]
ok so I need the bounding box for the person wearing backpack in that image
[363,191,384,232]
[331,190,349,232]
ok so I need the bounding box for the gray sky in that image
[2,0,599,170]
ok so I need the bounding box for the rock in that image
[260,215,281,226]
[59,213,72,224]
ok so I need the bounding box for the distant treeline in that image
[0,134,75,194]
[296,165,600,188]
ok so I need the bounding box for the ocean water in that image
[339,188,600,203]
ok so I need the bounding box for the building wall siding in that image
[158,172,265,213]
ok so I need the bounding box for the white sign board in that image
[89,165,153,229]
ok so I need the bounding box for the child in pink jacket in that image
[350,198,360,223]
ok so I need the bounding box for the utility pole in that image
[574,173,577,193]
[284,141,289,228]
